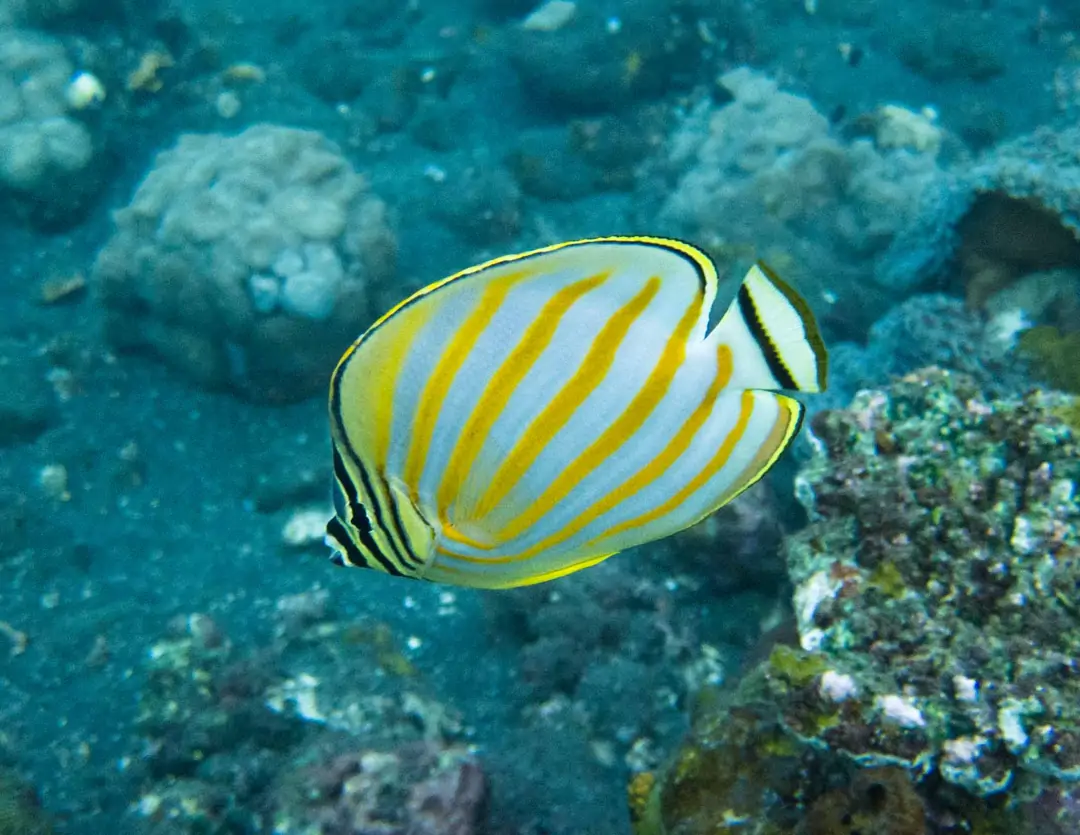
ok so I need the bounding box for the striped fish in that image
[326,236,827,589]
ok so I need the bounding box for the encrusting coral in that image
[631,368,1080,834]
[654,68,952,337]
[0,27,102,227]
[93,124,397,402]
[785,369,1080,798]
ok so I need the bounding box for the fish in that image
[325,236,827,589]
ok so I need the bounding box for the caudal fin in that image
[709,261,828,393]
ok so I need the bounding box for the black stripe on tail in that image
[737,285,797,391]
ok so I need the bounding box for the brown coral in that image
[800,768,926,835]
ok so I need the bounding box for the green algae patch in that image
[1051,395,1080,435]
[1019,326,1080,393]
[767,645,830,688]
[868,560,907,599]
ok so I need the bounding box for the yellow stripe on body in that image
[465,276,663,524]
[402,269,532,502]
[359,237,714,339]
[335,236,719,473]
[331,301,443,570]
[336,301,439,469]
[706,393,801,508]
[430,546,616,589]
[483,286,705,548]
[585,388,757,547]
[472,342,734,563]
[436,271,612,546]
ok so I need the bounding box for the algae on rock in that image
[784,369,1080,797]
[633,368,1080,834]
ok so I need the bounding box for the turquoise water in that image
[1,1,1077,833]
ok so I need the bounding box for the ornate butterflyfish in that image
[325,236,827,589]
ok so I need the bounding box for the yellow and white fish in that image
[325,236,827,589]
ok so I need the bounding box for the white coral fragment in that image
[953,674,979,703]
[282,506,332,548]
[522,0,576,31]
[819,670,858,702]
[265,673,325,723]
[793,570,842,634]
[998,698,1032,752]
[875,104,942,154]
[943,735,986,764]
[875,694,926,729]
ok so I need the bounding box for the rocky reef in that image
[0,27,104,227]
[653,68,953,338]
[632,368,1080,833]
[128,604,485,835]
[0,769,54,835]
[93,124,397,402]
[789,369,1080,796]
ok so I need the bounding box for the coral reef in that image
[507,0,707,114]
[489,560,680,715]
[0,27,102,227]
[669,484,787,594]
[965,127,1080,239]
[627,642,1040,835]
[1017,327,1080,394]
[890,124,1080,304]
[654,69,953,337]
[273,742,485,835]
[816,293,1034,424]
[632,369,1080,833]
[483,493,788,787]
[800,767,926,835]
[786,369,1080,797]
[129,604,482,835]
[981,268,1080,395]
[984,270,1080,338]
[955,194,1080,309]
[626,680,805,835]
[93,124,397,402]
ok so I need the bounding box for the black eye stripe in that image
[326,516,370,569]
[331,449,404,575]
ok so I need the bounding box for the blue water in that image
[0,0,1075,833]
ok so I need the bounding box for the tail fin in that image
[709,261,828,393]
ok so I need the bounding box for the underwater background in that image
[2,0,1080,833]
